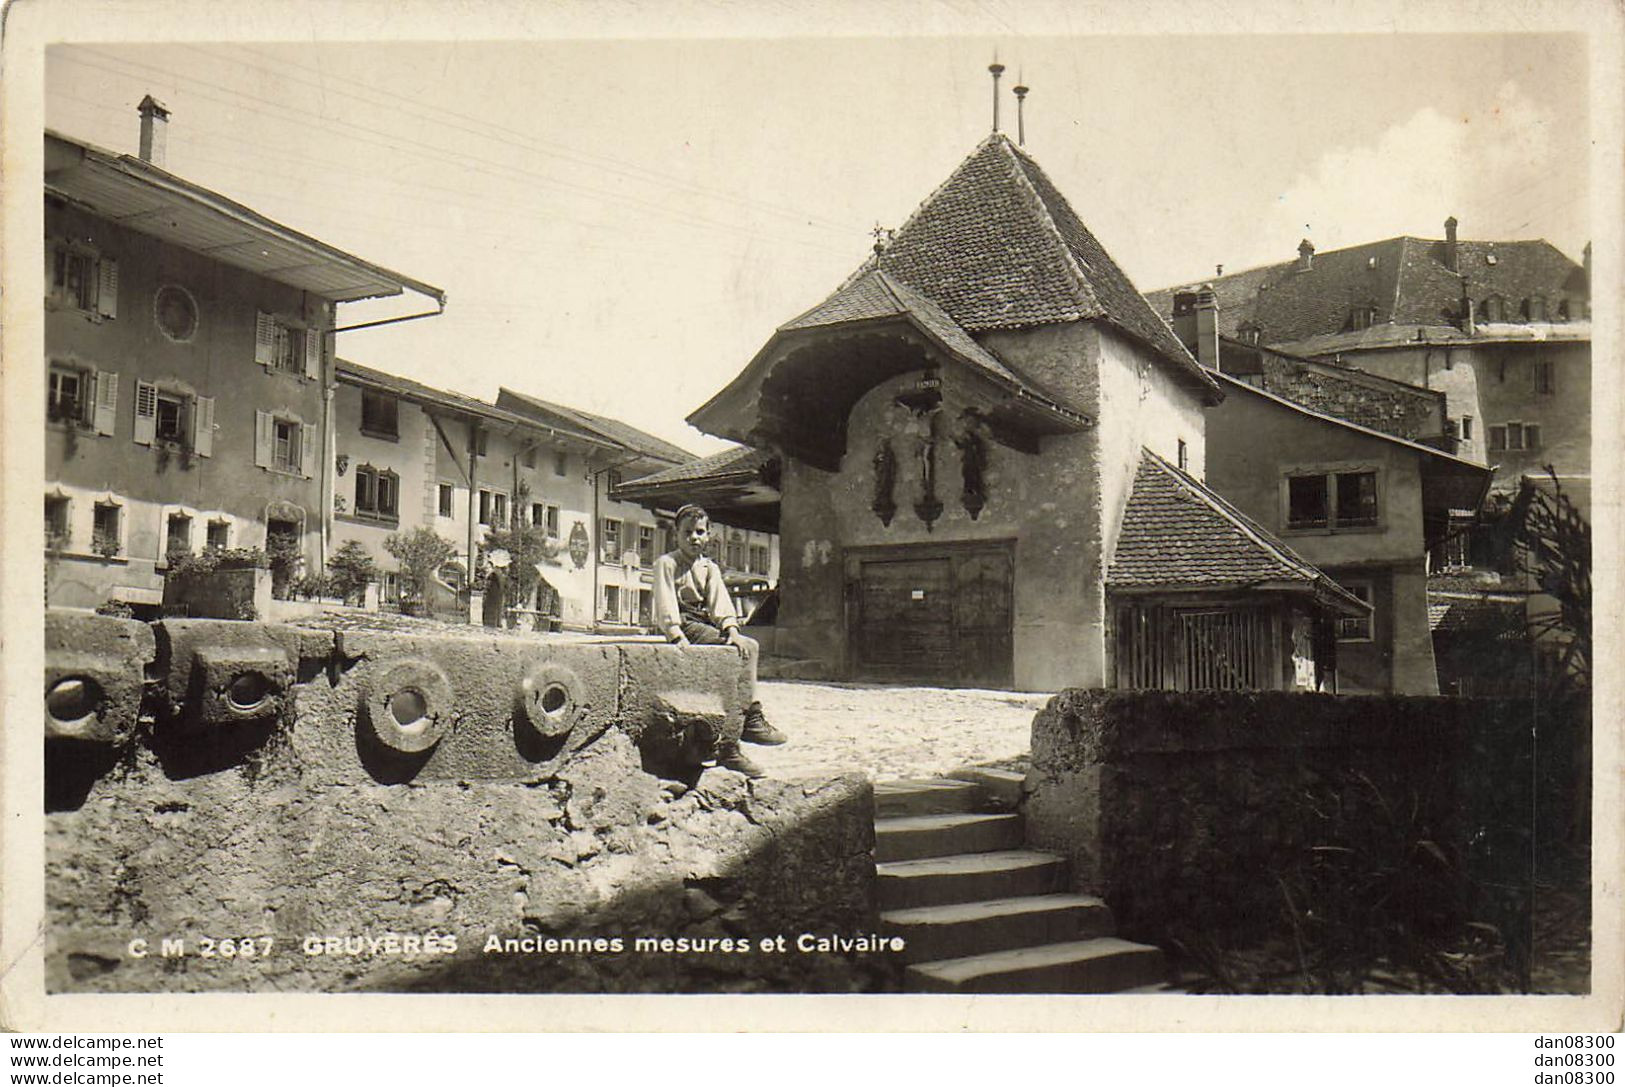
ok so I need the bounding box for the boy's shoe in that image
[715,741,765,778]
[741,702,788,746]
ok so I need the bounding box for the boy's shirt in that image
[652,550,738,639]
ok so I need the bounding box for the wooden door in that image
[847,543,1014,687]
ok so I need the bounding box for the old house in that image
[688,134,1363,691]
[1202,370,1492,694]
[43,103,442,611]
[333,362,705,630]
[1147,220,1590,511]
[1150,227,1584,695]
[493,388,698,630]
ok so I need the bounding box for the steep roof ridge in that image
[1005,142,1218,393]
[993,137,1100,318]
[875,133,1011,281]
[1391,236,1423,318]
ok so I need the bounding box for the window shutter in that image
[255,410,273,468]
[93,371,118,436]
[300,422,316,478]
[133,380,158,445]
[255,312,274,368]
[96,259,119,318]
[193,396,215,457]
[304,328,322,380]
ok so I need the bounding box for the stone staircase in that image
[875,769,1168,994]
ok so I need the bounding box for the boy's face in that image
[678,515,710,557]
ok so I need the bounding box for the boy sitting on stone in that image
[652,504,787,777]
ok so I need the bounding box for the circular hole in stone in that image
[227,671,273,711]
[539,683,569,716]
[389,688,429,728]
[46,676,101,722]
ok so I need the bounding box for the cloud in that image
[1253,80,1572,262]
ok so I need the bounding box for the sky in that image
[43,29,1591,458]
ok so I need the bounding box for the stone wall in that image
[1026,690,1540,954]
[44,612,881,994]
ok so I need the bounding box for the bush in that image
[326,540,378,606]
[289,572,333,601]
[384,528,457,610]
[94,600,134,618]
[167,547,267,581]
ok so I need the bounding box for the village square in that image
[30,33,1596,1003]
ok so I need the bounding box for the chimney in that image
[138,95,170,167]
[1459,276,1475,336]
[1296,239,1315,272]
[1194,284,1220,370]
[1170,286,1220,370]
[1444,216,1459,272]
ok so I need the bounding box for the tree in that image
[326,540,379,606]
[479,519,563,614]
[1509,469,1590,711]
[384,527,457,613]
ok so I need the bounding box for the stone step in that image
[876,850,1067,911]
[945,766,1025,811]
[880,893,1115,964]
[875,812,1025,862]
[905,936,1167,994]
[874,779,987,818]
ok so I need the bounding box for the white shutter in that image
[192,396,215,458]
[93,370,118,436]
[255,312,274,368]
[133,380,157,446]
[96,258,118,318]
[254,410,273,468]
[300,422,316,478]
[304,328,322,380]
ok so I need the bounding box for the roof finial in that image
[1013,79,1029,146]
[988,57,1005,134]
[871,222,891,253]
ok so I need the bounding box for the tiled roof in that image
[866,135,1217,398]
[1107,449,1364,612]
[337,359,581,435]
[619,444,769,490]
[1146,235,1585,346]
[780,269,1027,388]
[496,388,695,465]
[1428,591,1528,635]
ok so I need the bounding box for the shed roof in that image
[1108,449,1366,614]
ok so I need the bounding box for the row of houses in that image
[42,102,778,630]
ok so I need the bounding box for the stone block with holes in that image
[155,619,329,728]
[615,642,748,750]
[290,629,622,786]
[44,612,155,746]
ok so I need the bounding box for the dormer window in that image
[1350,304,1379,331]
[1238,323,1262,345]
[1482,295,1506,323]
[1528,296,1548,322]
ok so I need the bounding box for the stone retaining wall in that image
[1026,690,1540,954]
[44,611,881,994]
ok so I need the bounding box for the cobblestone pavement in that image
[747,680,1047,783]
